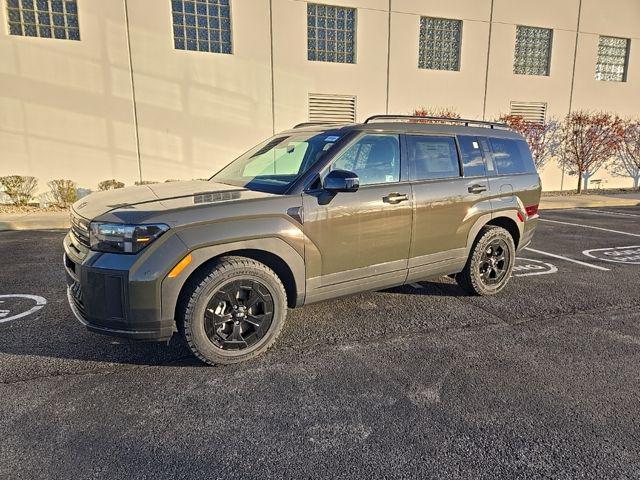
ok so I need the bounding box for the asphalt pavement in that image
[1,207,639,479]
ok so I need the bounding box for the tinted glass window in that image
[331,134,400,185]
[457,136,486,177]
[487,138,536,175]
[406,135,460,181]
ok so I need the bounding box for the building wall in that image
[1,0,639,196]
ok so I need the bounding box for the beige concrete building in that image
[1,0,639,197]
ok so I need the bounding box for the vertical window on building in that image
[6,0,80,40]
[307,3,356,64]
[171,0,232,54]
[418,17,462,71]
[595,36,630,82]
[514,26,552,76]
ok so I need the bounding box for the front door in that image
[302,133,413,302]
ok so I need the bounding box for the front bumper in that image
[63,231,182,342]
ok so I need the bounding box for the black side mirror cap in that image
[323,169,359,193]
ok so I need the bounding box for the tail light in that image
[525,204,539,217]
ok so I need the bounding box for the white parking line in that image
[524,247,610,271]
[539,218,640,238]
[574,208,640,218]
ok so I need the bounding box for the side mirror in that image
[323,170,359,193]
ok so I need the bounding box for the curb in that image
[539,198,640,210]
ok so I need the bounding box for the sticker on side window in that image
[472,141,479,149]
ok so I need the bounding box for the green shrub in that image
[48,179,78,207]
[0,175,38,205]
[98,179,125,191]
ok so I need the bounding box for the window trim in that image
[402,133,462,183]
[457,135,489,179]
[311,132,407,189]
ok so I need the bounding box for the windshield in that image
[211,131,346,193]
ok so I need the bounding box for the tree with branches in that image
[413,107,460,123]
[497,114,561,170]
[608,119,640,190]
[559,111,625,193]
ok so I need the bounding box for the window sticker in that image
[325,136,340,142]
[472,141,479,149]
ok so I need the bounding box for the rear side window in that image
[457,136,487,177]
[406,135,460,181]
[487,138,536,175]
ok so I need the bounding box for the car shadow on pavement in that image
[383,278,468,298]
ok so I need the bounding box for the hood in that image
[72,180,247,220]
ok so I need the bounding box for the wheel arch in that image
[487,215,521,249]
[162,238,305,330]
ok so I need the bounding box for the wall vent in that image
[509,101,547,124]
[308,93,357,123]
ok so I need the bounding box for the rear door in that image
[406,134,493,279]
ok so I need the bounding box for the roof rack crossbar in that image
[293,121,347,129]
[364,115,508,129]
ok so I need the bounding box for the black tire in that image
[182,256,287,365]
[455,226,516,296]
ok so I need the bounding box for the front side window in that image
[331,134,400,185]
[406,135,460,181]
[595,35,630,82]
[6,0,80,40]
[418,17,462,71]
[486,138,536,175]
[212,131,345,193]
[457,136,486,177]
[171,0,232,54]
[514,25,552,76]
[307,3,356,63]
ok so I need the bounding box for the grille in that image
[70,212,90,249]
[69,280,87,319]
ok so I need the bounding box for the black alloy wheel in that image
[204,279,274,350]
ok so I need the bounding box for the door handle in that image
[383,193,409,204]
[468,184,487,194]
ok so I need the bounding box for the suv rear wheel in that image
[456,226,515,296]
[182,256,287,365]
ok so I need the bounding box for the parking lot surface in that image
[1,207,639,479]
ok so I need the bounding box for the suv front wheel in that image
[182,256,287,365]
[456,225,515,296]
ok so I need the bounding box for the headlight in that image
[90,223,169,254]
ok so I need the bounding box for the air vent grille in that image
[308,93,356,123]
[509,101,547,124]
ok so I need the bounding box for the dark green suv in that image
[64,115,541,365]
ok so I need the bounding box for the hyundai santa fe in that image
[64,115,541,365]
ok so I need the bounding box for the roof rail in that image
[292,121,347,129]
[364,115,509,129]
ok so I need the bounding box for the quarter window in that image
[406,136,460,181]
[418,17,462,71]
[307,3,356,64]
[595,35,630,82]
[331,134,400,185]
[457,136,486,177]
[514,26,552,76]
[6,0,80,40]
[171,0,232,54]
[486,138,536,175]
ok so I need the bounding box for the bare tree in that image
[498,114,561,170]
[413,107,460,124]
[609,119,640,190]
[559,111,625,193]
